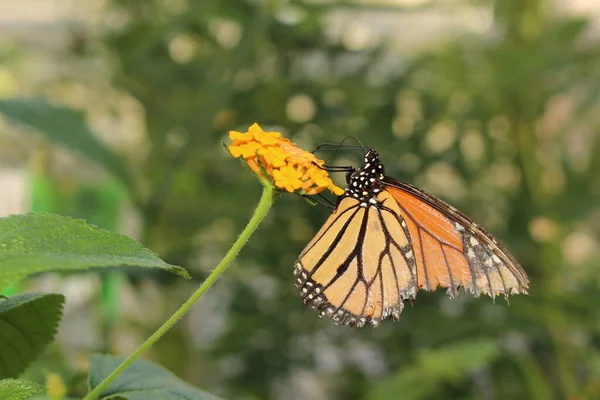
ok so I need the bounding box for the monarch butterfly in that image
[294,148,529,327]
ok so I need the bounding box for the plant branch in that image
[83,179,277,400]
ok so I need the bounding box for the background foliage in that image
[1,0,600,399]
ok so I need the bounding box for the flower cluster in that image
[228,123,344,196]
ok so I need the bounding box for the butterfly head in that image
[344,149,385,202]
[364,149,383,169]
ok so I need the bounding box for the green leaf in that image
[0,379,46,400]
[88,354,222,400]
[0,294,64,379]
[512,354,554,399]
[416,338,500,382]
[28,397,78,400]
[367,366,435,400]
[367,338,501,400]
[0,98,133,188]
[0,213,189,289]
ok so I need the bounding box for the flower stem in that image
[84,181,277,400]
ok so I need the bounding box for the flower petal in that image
[228,123,344,196]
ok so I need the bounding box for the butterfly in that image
[294,148,529,327]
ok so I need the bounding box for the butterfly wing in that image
[295,194,418,327]
[382,177,529,299]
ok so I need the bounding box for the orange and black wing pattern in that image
[382,178,529,299]
[294,149,529,327]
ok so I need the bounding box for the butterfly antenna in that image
[312,143,365,153]
[313,135,366,154]
[348,136,365,152]
[312,136,365,175]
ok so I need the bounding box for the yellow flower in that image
[273,165,303,193]
[228,123,344,196]
[228,141,261,159]
[259,147,287,168]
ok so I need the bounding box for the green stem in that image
[84,180,277,400]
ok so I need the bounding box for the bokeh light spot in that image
[286,94,316,123]
[529,217,558,243]
[168,34,198,64]
[209,18,242,49]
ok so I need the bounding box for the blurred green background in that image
[1,0,600,399]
